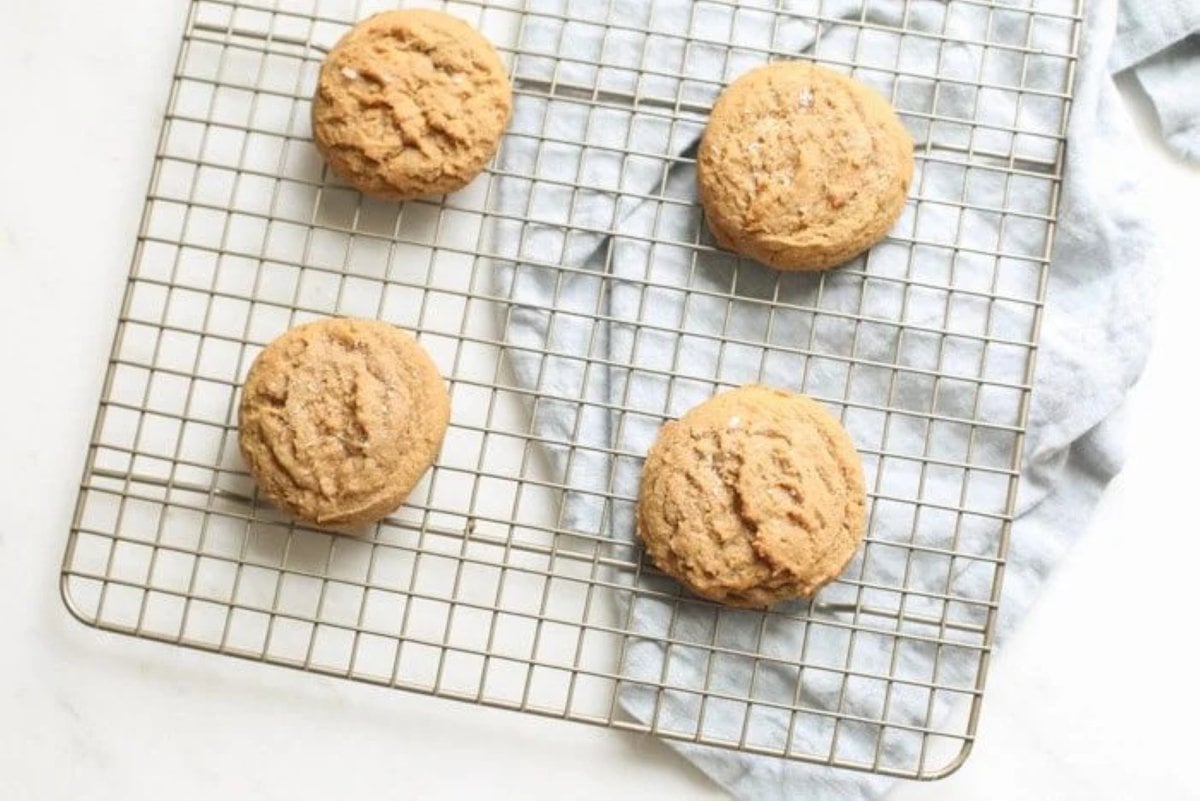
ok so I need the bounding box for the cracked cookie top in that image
[636,385,867,607]
[239,317,450,527]
[311,9,512,200]
[697,61,913,271]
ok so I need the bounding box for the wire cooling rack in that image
[61,0,1083,781]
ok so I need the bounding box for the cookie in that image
[636,385,866,607]
[311,9,512,200]
[697,61,913,271]
[239,318,450,528]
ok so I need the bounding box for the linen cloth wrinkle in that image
[490,0,1193,795]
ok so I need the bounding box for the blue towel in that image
[492,0,1197,796]
[1113,1,1200,161]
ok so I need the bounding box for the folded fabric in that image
[491,0,1190,795]
[1111,0,1200,160]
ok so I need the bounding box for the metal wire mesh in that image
[60,0,1082,780]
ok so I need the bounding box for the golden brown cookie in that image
[697,61,913,271]
[239,318,450,528]
[311,9,512,200]
[636,385,867,607]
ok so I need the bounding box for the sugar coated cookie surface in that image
[239,317,450,528]
[637,385,867,607]
[312,9,512,200]
[697,61,913,270]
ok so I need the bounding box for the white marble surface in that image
[1,3,1197,799]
